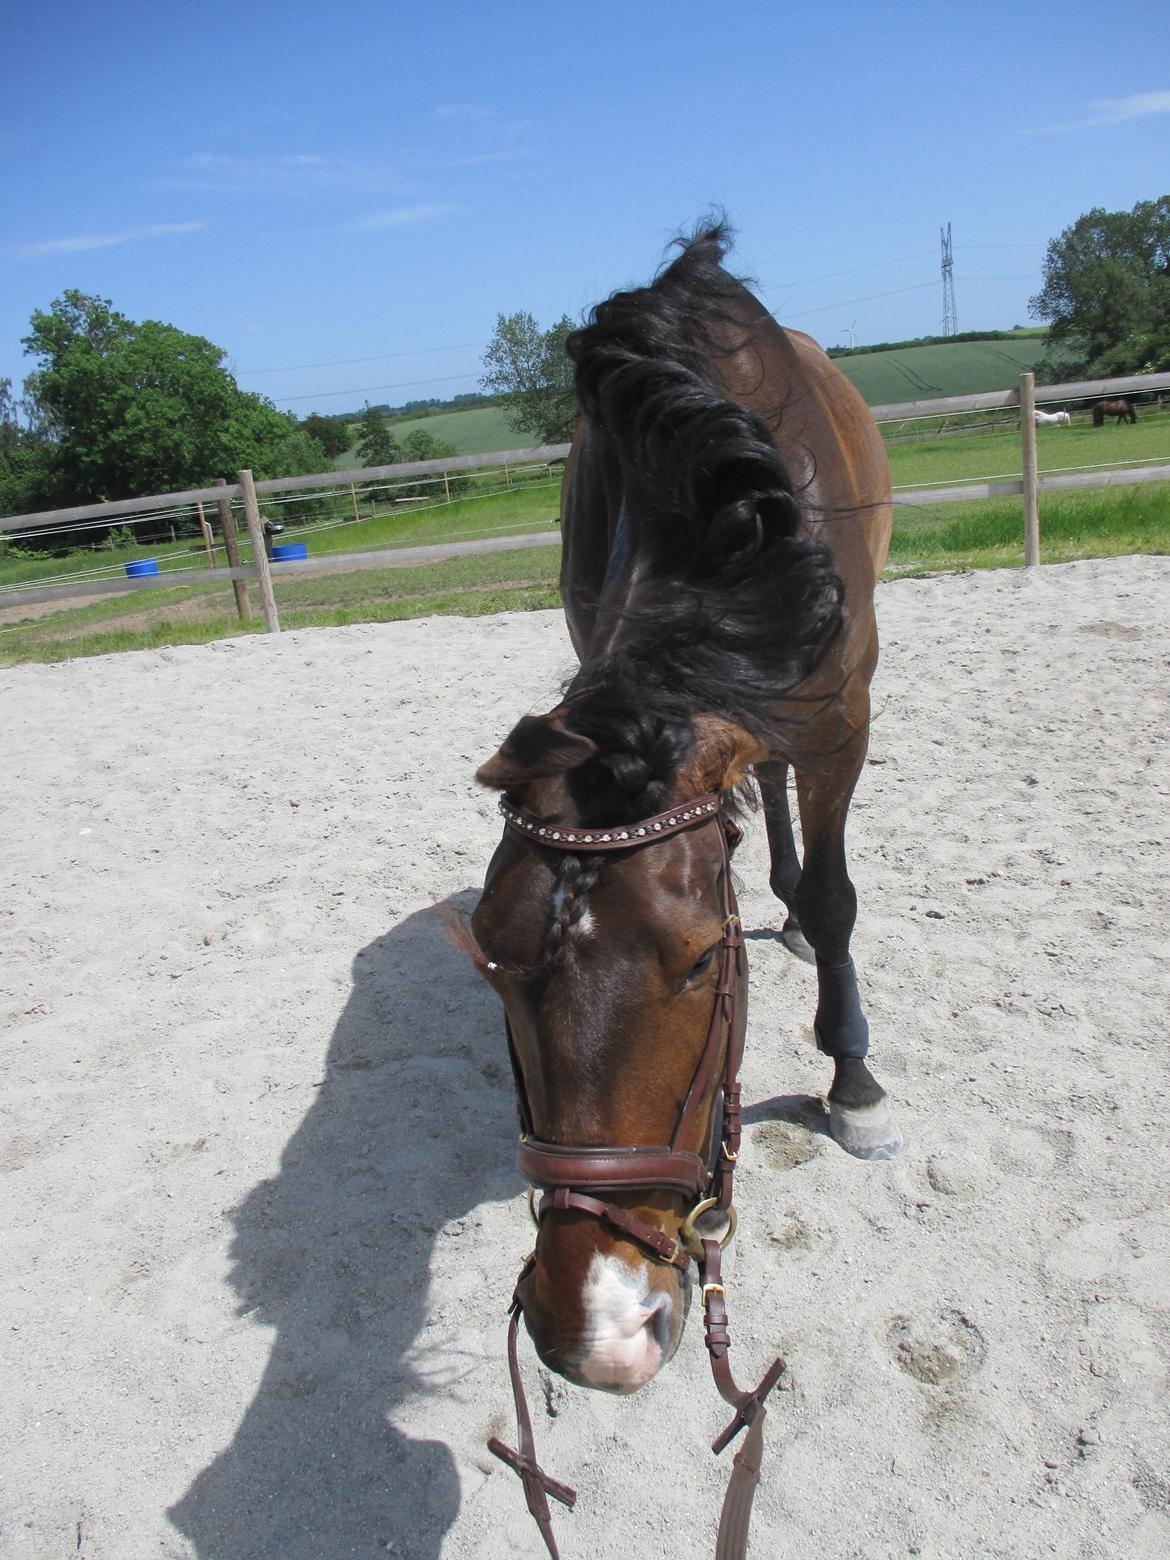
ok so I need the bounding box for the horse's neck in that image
[584,494,655,660]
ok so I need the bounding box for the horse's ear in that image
[684,715,770,794]
[476,713,599,791]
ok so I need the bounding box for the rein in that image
[487,793,785,1560]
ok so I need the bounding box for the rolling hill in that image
[832,332,1048,404]
[333,332,1051,462]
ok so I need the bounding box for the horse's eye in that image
[686,947,717,982]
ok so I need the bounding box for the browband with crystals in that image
[498,791,721,851]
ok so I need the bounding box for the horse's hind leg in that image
[793,734,904,1161]
[757,760,814,963]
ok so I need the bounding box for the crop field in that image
[835,332,1047,404]
[327,335,1054,463]
[340,334,1053,463]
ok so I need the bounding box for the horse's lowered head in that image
[464,701,764,1395]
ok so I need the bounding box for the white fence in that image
[2,371,1168,625]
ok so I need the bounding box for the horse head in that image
[466,705,764,1394]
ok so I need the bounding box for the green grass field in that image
[334,403,524,462]
[2,346,1165,666]
[885,409,1169,490]
[3,476,1166,666]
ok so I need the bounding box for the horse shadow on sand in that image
[169,892,516,1560]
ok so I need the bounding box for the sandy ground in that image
[2,556,1168,1560]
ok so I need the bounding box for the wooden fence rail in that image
[2,368,1167,622]
[0,445,569,533]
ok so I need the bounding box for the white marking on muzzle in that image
[576,1253,668,1392]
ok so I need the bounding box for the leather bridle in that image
[486,792,784,1560]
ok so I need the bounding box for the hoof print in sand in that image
[766,1210,833,1264]
[885,1310,985,1387]
[753,1121,820,1171]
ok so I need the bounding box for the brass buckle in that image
[701,1282,726,1303]
[526,1186,541,1228]
[679,1197,738,1259]
[721,1140,738,1164]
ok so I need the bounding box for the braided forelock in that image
[541,852,605,968]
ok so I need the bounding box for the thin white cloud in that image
[159,152,396,195]
[357,204,459,231]
[1039,89,1170,133]
[13,220,207,258]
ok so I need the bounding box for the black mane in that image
[558,221,844,824]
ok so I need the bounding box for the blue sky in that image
[2,0,1168,415]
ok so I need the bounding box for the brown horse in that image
[465,224,900,1551]
[1093,396,1137,426]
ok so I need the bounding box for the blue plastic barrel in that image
[271,543,308,562]
[124,559,160,578]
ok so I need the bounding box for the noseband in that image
[487,793,784,1560]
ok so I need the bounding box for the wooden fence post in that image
[1019,372,1040,568]
[195,502,215,568]
[214,477,252,624]
[350,482,361,524]
[443,470,452,503]
[238,468,280,633]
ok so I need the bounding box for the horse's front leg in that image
[793,734,904,1161]
[756,759,814,963]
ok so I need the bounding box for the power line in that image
[274,371,482,405]
[265,272,1044,407]
[240,339,486,377]
[773,250,936,288]
[778,280,940,319]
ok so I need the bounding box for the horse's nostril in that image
[577,1311,666,1393]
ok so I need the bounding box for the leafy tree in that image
[0,376,53,518]
[0,379,19,460]
[300,412,350,459]
[480,311,577,444]
[1030,197,1170,378]
[354,403,401,467]
[17,290,312,510]
[397,426,470,500]
[400,427,455,462]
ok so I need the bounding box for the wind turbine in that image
[841,318,857,349]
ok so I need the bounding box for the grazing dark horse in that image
[464,225,900,1555]
[1093,396,1137,426]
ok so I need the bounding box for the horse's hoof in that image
[829,1098,904,1161]
[780,920,816,964]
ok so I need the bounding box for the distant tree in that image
[354,403,401,467]
[400,427,455,462]
[397,426,471,500]
[480,311,576,445]
[1030,197,1170,378]
[300,413,350,459]
[18,290,306,510]
[0,377,43,519]
[0,379,19,460]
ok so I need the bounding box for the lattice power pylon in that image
[940,223,958,337]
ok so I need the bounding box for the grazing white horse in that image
[1035,409,1071,427]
